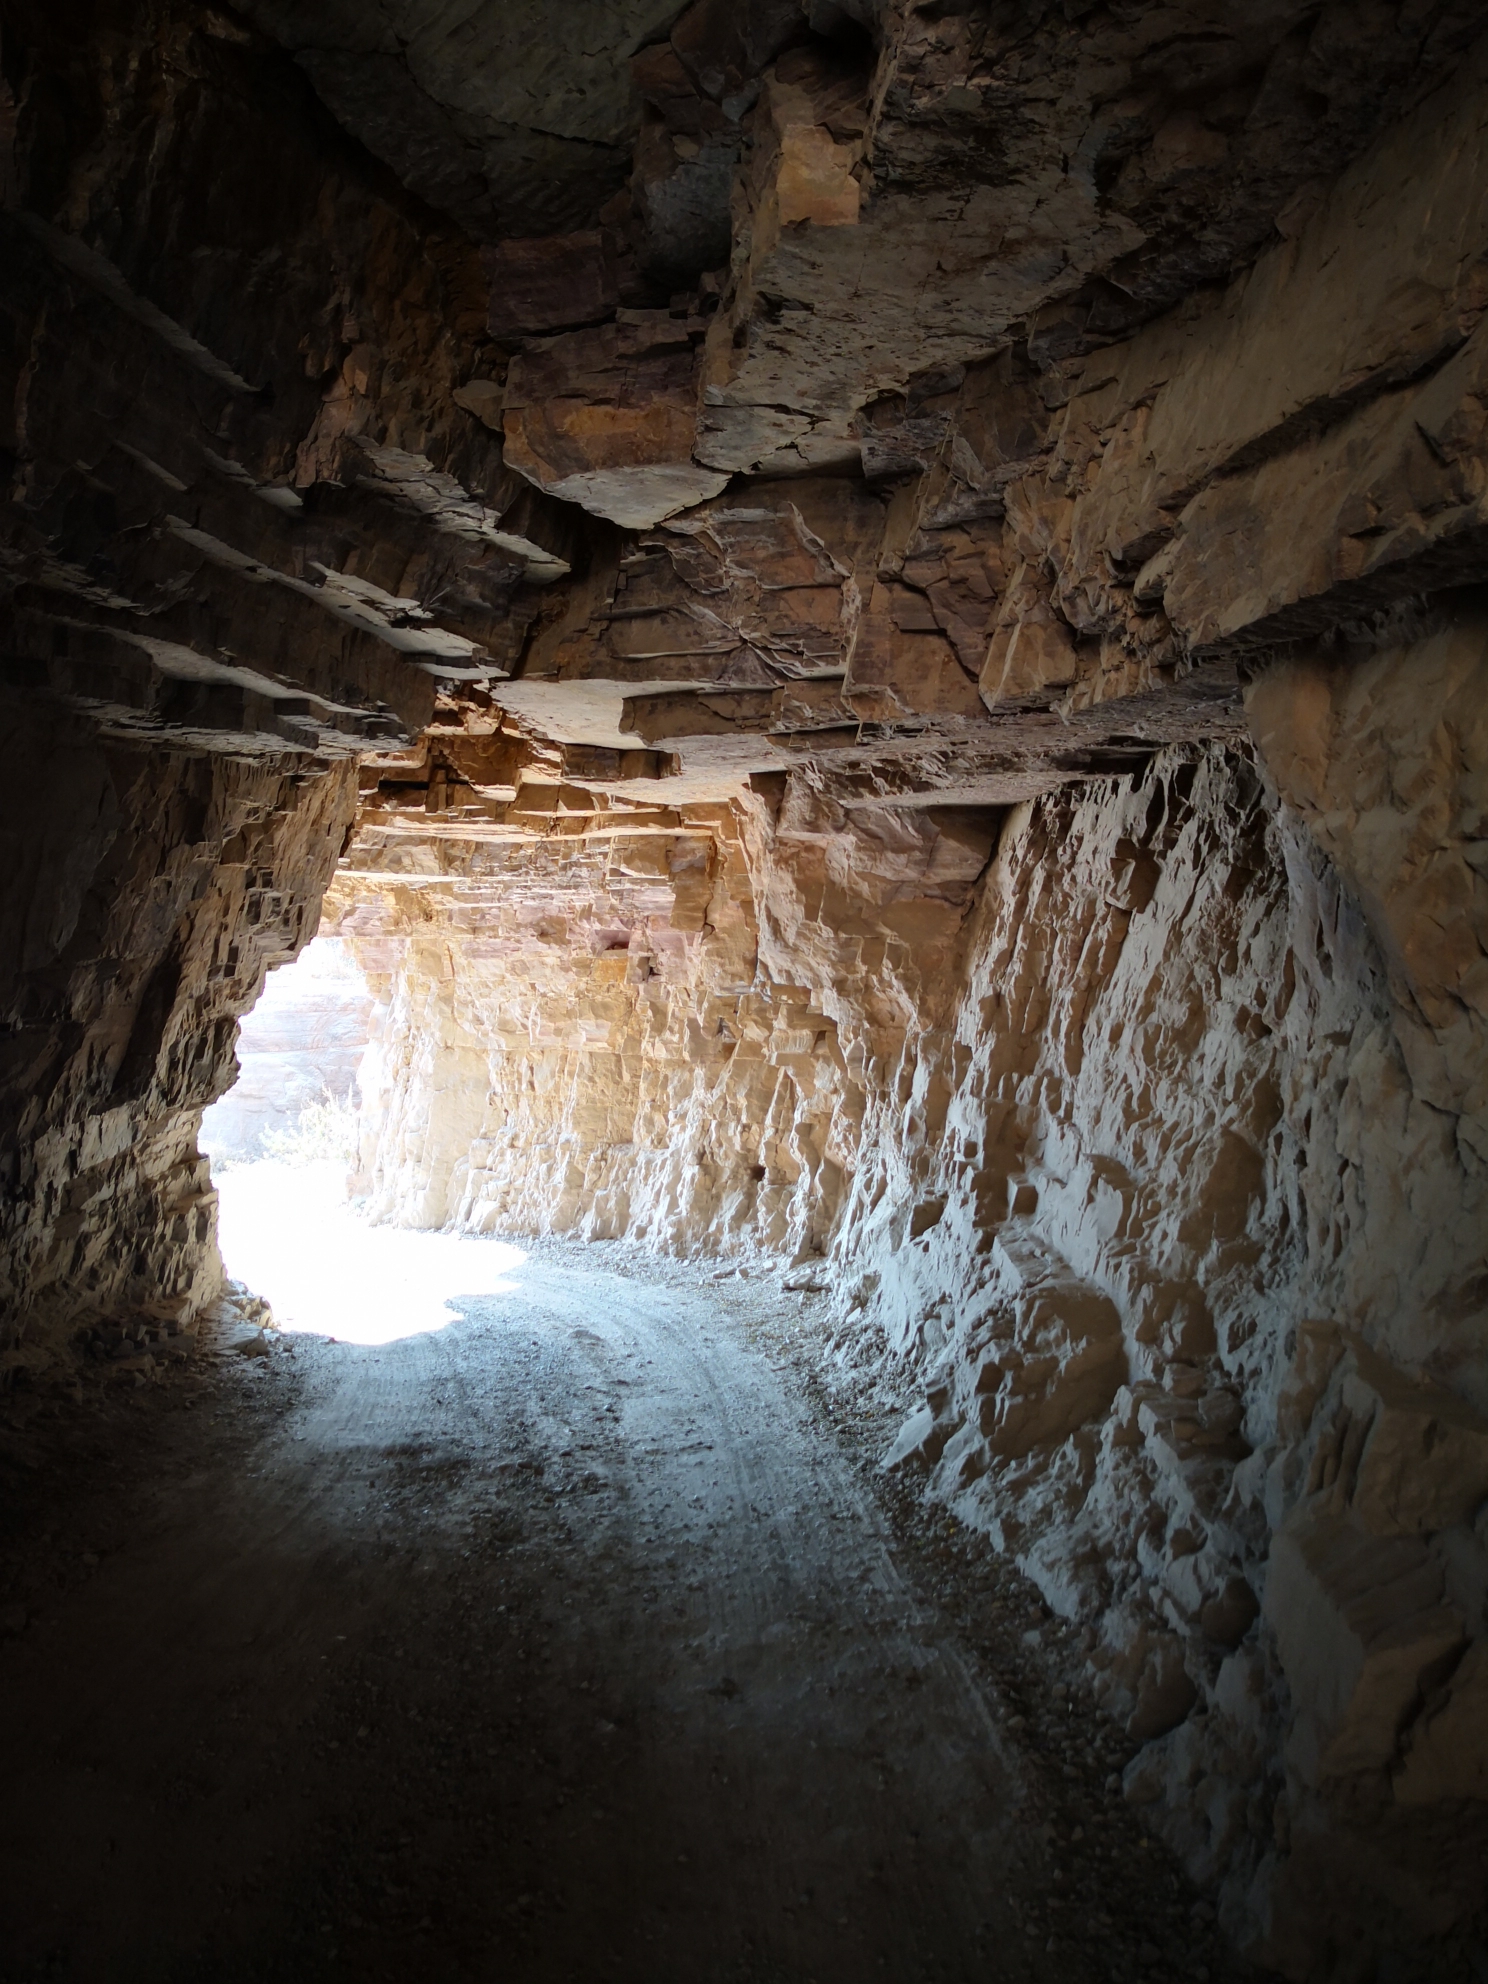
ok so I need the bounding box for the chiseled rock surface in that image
[5,4,1488,1977]
[0,0,561,1362]
[0,698,357,1368]
[502,313,730,529]
[328,614,1488,1974]
[2,0,578,759]
[701,2,1484,457]
[322,765,989,1259]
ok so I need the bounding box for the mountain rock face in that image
[3,2,1487,1973]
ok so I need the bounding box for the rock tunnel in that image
[1,2,1487,1978]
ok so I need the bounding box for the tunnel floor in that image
[0,1243,1233,1984]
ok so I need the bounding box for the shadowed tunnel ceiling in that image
[237,0,697,238]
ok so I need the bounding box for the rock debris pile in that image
[2,1,1487,1975]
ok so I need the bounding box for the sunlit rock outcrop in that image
[322,707,988,1257]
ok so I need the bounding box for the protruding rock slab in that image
[481,231,622,337]
[502,315,727,529]
[1313,1339,1488,1539]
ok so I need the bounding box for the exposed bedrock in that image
[0,0,573,1370]
[0,698,357,1365]
[4,1,1488,1976]
[328,625,1488,1973]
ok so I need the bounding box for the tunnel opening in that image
[200,935,372,1172]
[202,934,528,1344]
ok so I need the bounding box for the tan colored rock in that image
[1245,619,1488,1113]
[502,315,728,529]
[1304,1339,1488,1539]
[1162,318,1488,652]
[697,9,1476,469]
[8,6,1488,1973]
[927,1231,1127,1472]
[846,581,986,722]
[1264,1500,1466,1785]
[1064,33,1488,566]
[774,120,861,230]
[1394,1639,1488,1804]
[1275,1322,1346,1446]
[0,0,580,1361]
[1093,1609,1198,1745]
[561,475,883,687]
[0,702,357,1370]
[978,564,1081,710]
[822,38,1488,754]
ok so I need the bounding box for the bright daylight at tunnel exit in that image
[2,2,1487,1981]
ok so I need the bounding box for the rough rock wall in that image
[331,630,1488,1973]
[0,0,574,1358]
[0,696,356,1373]
[311,31,1488,1948]
[850,619,1488,1973]
[5,1,1488,1973]
[325,776,995,1261]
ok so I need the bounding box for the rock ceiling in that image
[237,0,691,237]
[7,0,1485,825]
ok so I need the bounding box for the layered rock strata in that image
[0,0,571,1371]
[4,3,1488,1977]
[329,620,1487,1975]
[0,697,356,1365]
[317,21,1488,1969]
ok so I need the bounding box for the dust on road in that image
[0,1185,1229,1984]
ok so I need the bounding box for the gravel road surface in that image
[0,1170,1234,1983]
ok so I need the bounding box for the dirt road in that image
[0,1201,1227,1984]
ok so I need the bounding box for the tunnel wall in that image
[325,810,861,1253]
[839,622,1488,1961]
[332,632,1488,1964]
[0,0,563,1363]
[0,700,357,1371]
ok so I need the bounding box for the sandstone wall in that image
[0,696,357,1374]
[214,4,1488,1964]
[325,782,997,1262]
[0,0,572,1363]
[851,619,1488,1972]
